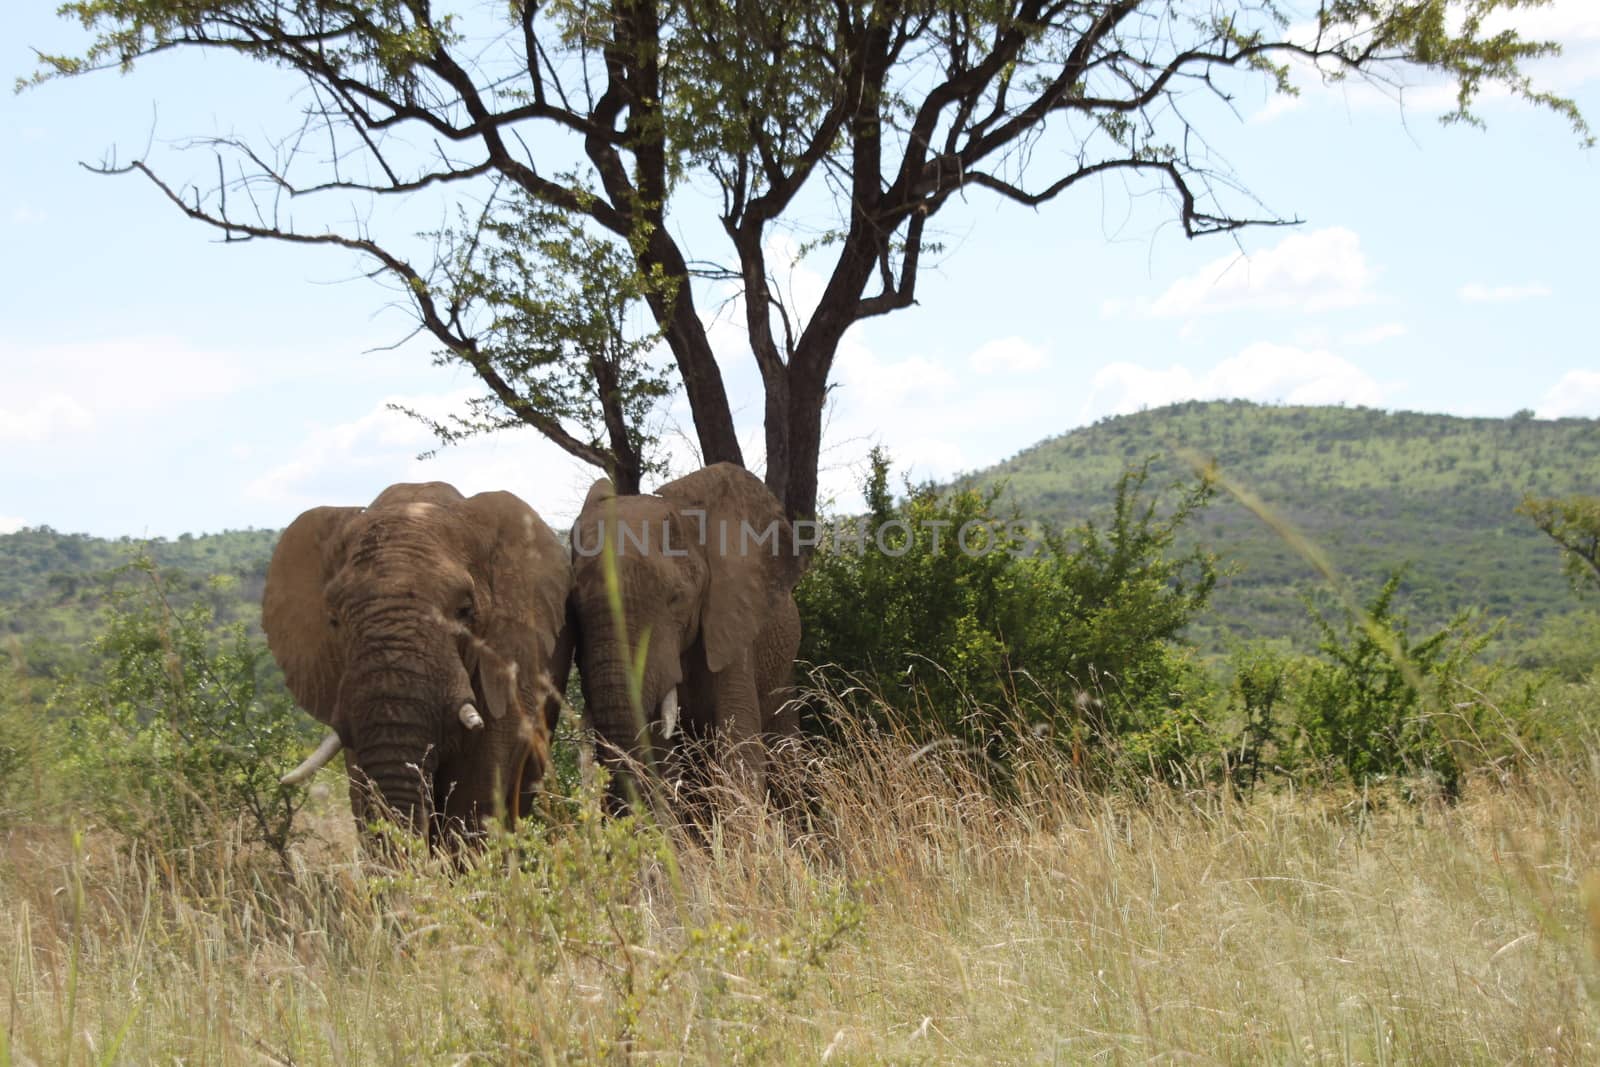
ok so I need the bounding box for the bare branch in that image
[104,158,615,470]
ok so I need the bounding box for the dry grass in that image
[4,704,1600,1065]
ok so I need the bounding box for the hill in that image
[971,400,1598,652]
[0,527,277,680]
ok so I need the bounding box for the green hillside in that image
[973,400,1598,651]
[0,527,277,680]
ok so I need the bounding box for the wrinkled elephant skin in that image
[263,482,572,846]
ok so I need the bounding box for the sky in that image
[2,2,1598,539]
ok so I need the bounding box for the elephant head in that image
[569,463,804,806]
[263,482,572,844]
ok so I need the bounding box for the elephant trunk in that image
[578,624,657,806]
[360,763,429,836]
[337,598,466,839]
[351,719,438,836]
[580,634,645,750]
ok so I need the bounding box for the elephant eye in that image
[456,598,476,623]
[327,612,340,630]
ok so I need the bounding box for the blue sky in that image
[2,2,1597,538]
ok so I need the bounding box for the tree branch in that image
[108,158,615,471]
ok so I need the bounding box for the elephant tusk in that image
[459,703,485,731]
[659,688,680,740]
[281,731,343,786]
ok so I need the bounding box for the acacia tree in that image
[1520,494,1600,593]
[32,0,1587,517]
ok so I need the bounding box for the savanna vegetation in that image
[979,400,1600,656]
[8,0,1597,1055]
[0,527,276,689]
[4,401,1600,1061]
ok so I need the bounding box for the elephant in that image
[569,463,805,812]
[262,481,573,846]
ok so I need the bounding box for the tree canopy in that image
[1521,493,1600,594]
[32,0,1588,515]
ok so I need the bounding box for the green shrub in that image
[55,558,312,859]
[1513,609,1600,681]
[1292,571,1497,798]
[1223,641,1302,790]
[1113,700,1224,787]
[797,450,1220,774]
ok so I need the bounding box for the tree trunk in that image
[771,221,889,521]
[761,363,791,510]
[592,350,645,494]
[781,363,828,522]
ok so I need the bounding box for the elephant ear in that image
[262,505,361,725]
[460,491,573,711]
[656,463,802,673]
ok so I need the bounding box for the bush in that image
[797,450,1220,775]
[1512,609,1600,682]
[1292,571,1498,799]
[1223,641,1302,790]
[56,558,312,860]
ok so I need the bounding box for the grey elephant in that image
[263,481,572,845]
[570,463,804,810]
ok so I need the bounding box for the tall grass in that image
[4,683,1600,1064]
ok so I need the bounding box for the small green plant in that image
[1113,701,1223,788]
[1226,642,1299,790]
[1294,571,1494,798]
[1514,609,1600,683]
[57,557,312,860]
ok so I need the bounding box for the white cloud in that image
[1086,342,1392,420]
[0,516,25,534]
[833,340,956,404]
[1535,369,1600,418]
[756,233,828,339]
[1459,282,1552,304]
[1249,93,1305,124]
[240,323,1031,528]
[10,206,46,225]
[969,337,1047,376]
[1145,228,1376,319]
[0,338,248,443]
[1342,322,1408,346]
[1501,0,1600,40]
[0,393,93,442]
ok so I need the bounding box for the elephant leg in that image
[753,594,802,737]
[748,594,803,816]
